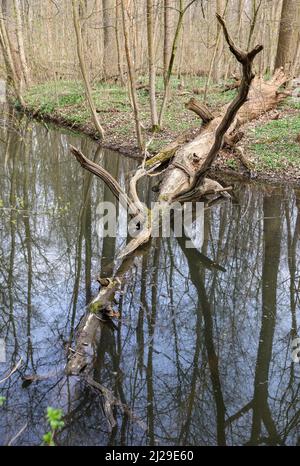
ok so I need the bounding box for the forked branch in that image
[175,13,263,201]
[70,145,140,216]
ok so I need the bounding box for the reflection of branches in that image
[0,358,22,384]
[7,422,28,446]
[176,231,226,445]
[249,193,283,446]
[225,400,253,426]
[146,239,160,445]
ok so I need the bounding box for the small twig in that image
[86,376,148,434]
[0,358,22,384]
[7,422,28,446]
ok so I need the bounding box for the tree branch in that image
[174,13,263,201]
[69,145,139,216]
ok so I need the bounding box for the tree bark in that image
[115,0,125,85]
[159,68,288,203]
[275,0,300,72]
[185,98,215,123]
[102,0,116,79]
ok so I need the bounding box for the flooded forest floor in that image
[16,75,300,185]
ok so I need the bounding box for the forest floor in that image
[18,75,300,184]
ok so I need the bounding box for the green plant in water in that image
[0,396,6,406]
[43,407,64,446]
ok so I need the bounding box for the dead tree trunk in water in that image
[67,14,289,375]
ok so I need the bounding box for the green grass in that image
[281,96,300,110]
[226,157,238,170]
[248,115,300,171]
[22,76,235,152]
[21,76,300,175]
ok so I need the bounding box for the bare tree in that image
[163,0,172,85]
[146,0,159,131]
[121,0,144,151]
[103,0,116,79]
[115,0,125,85]
[158,0,197,128]
[0,1,24,105]
[67,16,291,373]
[13,0,30,87]
[72,0,105,139]
[275,0,300,72]
[204,0,229,101]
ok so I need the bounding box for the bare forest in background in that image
[1,0,300,87]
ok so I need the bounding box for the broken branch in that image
[174,14,263,201]
[70,145,140,216]
[185,98,215,123]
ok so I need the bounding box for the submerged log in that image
[66,247,150,375]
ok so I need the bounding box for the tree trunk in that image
[115,0,125,85]
[204,0,229,99]
[159,70,289,203]
[146,0,159,130]
[0,3,24,105]
[72,0,105,140]
[102,0,116,79]
[250,193,282,445]
[13,0,30,87]
[275,0,300,72]
[163,0,172,85]
[159,1,197,127]
[185,98,214,123]
[121,0,144,151]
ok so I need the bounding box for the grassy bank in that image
[19,76,235,155]
[18,77,300,183]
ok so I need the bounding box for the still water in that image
[0,114,300,446]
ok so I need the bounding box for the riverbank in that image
[16,77,300,185]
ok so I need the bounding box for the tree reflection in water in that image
[0,115,300,446]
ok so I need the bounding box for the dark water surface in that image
[0,115,300,446]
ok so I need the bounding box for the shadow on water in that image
[1,113,300,445]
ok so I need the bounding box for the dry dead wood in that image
[66,246,150,375]
[222,80,241,92]
[67,14,289,375]
[185,98,214,123]
[172,13,263,201]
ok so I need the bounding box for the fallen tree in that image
[66,14,289,375]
